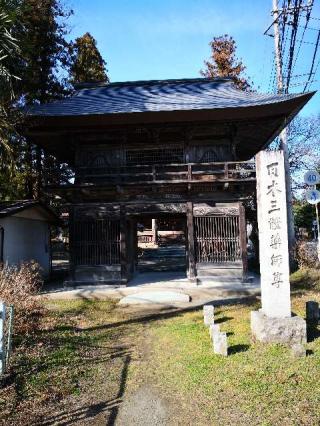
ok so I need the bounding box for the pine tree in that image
[0,0,24,201]
[16,0,73,104]
[70,32,109,84]
[201,35,251,91]
[15,0,73,199]
[0,0,74,201]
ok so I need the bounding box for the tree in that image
[201,35,251,91]
[293,201,315,231]
[14,0,73,199]
[0,1,20,97]
[0,0,76,202]
[70,32,109,84]
[15,0,72,104]
[279,114,320,196]
[0,0,25,201]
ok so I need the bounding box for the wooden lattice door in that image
[71,219,121,266]
[194,215,241,264]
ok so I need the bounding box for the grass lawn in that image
[1,268,320,425]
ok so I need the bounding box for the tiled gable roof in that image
[27,78,312,117]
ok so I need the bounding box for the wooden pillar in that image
[152,218,158,245]
[120,205,128,285]
[68,206,76,283]
[187,201,197,281]
[133,218,138,270]
[239,202,248,280]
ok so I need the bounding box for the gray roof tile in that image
[26,78,310,117]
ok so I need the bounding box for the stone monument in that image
[252,151,306,348]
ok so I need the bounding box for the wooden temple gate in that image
[23,77,312,285]
[68,202,247,284]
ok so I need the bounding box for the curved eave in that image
[26,91,314,127]
[25,91,315,162]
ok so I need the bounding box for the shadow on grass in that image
[307,322,320,343]
[215,316,233,324]
[228,344,250,355]
[6,294,261,425]
[40,351,132,426]
[44,295,260,335]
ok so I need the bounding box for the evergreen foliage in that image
[201,34,251,91]
[15,0,73,103]
[70,32,109,84]
[0,0,74,201]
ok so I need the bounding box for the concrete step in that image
[196,268,243,278]
[197,275,255,286]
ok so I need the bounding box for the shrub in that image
[0,261,46,335]
[296,241,320,269]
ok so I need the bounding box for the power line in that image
[265,0,320,94]
[285,0,302,92]
[304,30,320,91]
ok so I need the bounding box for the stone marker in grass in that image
[209,323,220,339]
[306,301,319,323]
[213,332,228,356]
[203,304,214,327]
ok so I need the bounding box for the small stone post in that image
[209,323,220,339]
[306,301,319,323]
[203,305,214,327]
[213,332,228,356]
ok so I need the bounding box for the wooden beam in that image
[120,205,128,285]
[239,202,248,280]
[187,201,197,281]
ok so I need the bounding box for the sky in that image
[67,0,320,116]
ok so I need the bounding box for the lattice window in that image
[200,150,218,163]
[71,219,120,266]
[126,147,184,165]
[194,215,240,263]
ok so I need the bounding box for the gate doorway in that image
[136,214,187,273]
[194,215,241,265]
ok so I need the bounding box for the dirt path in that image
[116,384,173,426]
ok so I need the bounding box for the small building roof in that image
[0,200,60,224]
[27,77,313,117]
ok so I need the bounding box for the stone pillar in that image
[213,332,228,356]
[256,150,291,318]
[203,304,214,327]
[209,324,220,339]
[253,151,306,347]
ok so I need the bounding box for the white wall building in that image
[0,200,59,276]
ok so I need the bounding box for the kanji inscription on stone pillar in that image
[256,150,291,318]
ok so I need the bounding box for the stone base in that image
[251,310,307,346]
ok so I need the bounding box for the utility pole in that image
[272,0,296,266]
